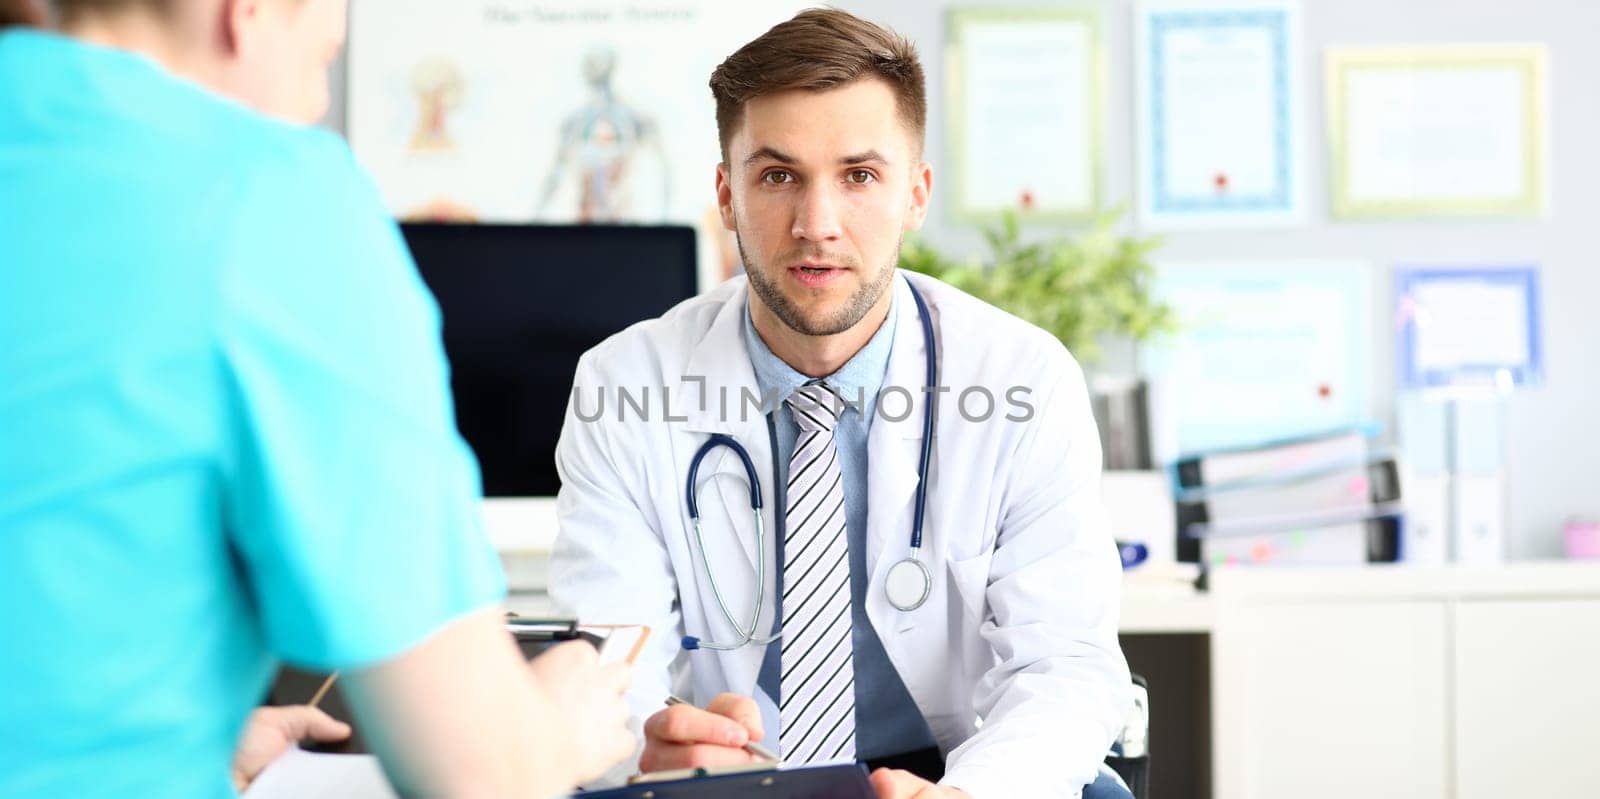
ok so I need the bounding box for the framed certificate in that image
[1394,265,1543,391]
[945,7,1104,223]
[1144,259,1374,456]
[1326,45,1549,219]
[1136,0,1304,229]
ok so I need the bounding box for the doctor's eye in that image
[762,170,795,185]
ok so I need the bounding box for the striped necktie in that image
[779,382,856,764]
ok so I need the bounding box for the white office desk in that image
[499,547,1600,799]
[1120,562,1600,799]
[502,553,1217,633]
[1206,561,1600,799]
[1120,564,1213,633]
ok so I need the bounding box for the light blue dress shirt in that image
[743,289,939,761]
[0,30,504,798]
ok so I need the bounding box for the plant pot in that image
[1090,375,1154,471]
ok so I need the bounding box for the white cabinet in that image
[1453,599,1600,799]
[1214,600,1449,799]
[1208,565,1600,799]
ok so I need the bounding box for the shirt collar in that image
[742,287,899,423]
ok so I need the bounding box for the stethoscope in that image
[681,281,938,651]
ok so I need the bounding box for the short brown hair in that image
[709,7,926,160]
[1,0,46,28]
[44,0,191,27]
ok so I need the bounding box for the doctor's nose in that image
[790,185,843,242]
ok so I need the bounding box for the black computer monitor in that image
[401,223,698,497]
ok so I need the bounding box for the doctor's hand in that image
[638,692,764,773]
[526,640,637,783]
[870,768,973,799]
[231,705,351,792]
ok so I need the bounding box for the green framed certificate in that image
[945,7,1105,223]
[1326,44,1548,219]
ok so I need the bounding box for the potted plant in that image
[899,210,1176,468]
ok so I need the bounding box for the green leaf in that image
[897,209,1178,365]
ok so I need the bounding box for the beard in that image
[737,231,900,337]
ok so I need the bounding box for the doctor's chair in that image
[1104,674,1151,799]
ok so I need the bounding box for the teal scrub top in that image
[0,30,506,797]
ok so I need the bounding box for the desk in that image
[1119,579,1214,799]
[504,553,1219,799]
[1122,562,1600,799]
[1122,586,1213,634]
[504,558,1219,632]
[1205,561,1600,799]
[500,552,1600,798]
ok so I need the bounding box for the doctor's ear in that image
[715,163,738,232]
[903,161,932,233]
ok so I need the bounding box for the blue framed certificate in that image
[1136,1,1304,229]
[1395,266,1543,391]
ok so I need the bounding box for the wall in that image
[323,0,1600,558]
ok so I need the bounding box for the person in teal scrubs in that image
[0,2,634,796]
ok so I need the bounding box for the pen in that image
[664,695,781,762]
[308,672,339,708]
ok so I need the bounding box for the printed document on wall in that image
[1326,44,1548,218]
[945,8,1103,222]
[1144,260,1374,458]
[1136,0,1305,229]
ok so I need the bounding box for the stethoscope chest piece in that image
[680,279,940,652]
[885,554,931,611]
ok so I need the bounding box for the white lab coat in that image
[550,272,1131,797]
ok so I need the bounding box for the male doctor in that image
[551,9,1132,798]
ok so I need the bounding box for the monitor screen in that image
[402,223,698,497]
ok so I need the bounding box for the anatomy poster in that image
[347,1,792,285]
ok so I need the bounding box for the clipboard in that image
[264,619,649,754]
[584,763,874,799]
[504,617,651,665]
